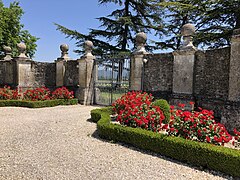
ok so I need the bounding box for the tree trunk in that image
[116,0,129,88]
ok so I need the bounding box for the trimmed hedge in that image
[92,107,240,178]
[0,99,78,108]
[90,106,113,123]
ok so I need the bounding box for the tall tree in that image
[0,1,38,58]
[56,0,164,55]
[156,0,240,50]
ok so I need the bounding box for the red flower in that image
[189,101,195,105]
[206,136,211,143]
[178,103,185,108]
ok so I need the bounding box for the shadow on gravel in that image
[86,118,96,123]
[89,128,233,180]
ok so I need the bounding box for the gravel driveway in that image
[0,105,232,180]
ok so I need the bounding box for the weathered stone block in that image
[56,59,65,87]
[173,50,196,94]
[130,54,144,91]
[228,29,240,101]
[144,53,173,92]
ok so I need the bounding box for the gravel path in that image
[0,105,232,180]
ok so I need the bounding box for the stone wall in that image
[0,60,79,89]
[194,47,230,101]
[0,61,14,86]
[0,61,7,85]
[143,48,231,120]
[34,62,56,88]
[64,60,79,87]
[194,48,231,119]
[143,53,173,99]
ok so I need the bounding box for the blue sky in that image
[2,0,118,62]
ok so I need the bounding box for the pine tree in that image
[56,0,164,86]
[0,1,38,58]
[56,0,164,55]
[156,0,240,50]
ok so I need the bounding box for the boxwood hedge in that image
[0,99,78,108]
[92,107,240,178]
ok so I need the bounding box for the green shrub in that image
[93,107,240,178]
[152,99,170,123]
[0,99,78,108]
[91,106,113,123]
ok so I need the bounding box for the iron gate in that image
[94,54,130,105]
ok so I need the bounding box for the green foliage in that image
[56,0,164,55]
[0,99,78,108]
[156,0,240,50]
[92,107,240,177]
[0,1,38,58]
[90,106,113,123]
[152,99,170,124]
[56,0,239,54]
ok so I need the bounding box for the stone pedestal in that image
[77,56,95,105]
[170,24,197,106]
[228,29,240,101]
[130,54,145,91]
[130,32,148,91]
[172,50,196,94]
[14,58,35,91]
[55,44,70,87]
[171,49,196,108]
[56,58,66,87]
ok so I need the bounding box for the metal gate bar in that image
[94,54,130,105]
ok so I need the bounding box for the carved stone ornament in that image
[17,42,28,58]
[3,45,12,60]
[60,44,70,60]
[180,23,197,51]
[134,32,147,54]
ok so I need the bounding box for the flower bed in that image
[112,91,240,147]
[91,91,240,177]
[91,107,240,178]
[0,86,78,108]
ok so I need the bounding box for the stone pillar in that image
[228,29,240,101]
[130,32,148,91]
[221,29,240,132]
[171,24,197,106]
[77,40,95,105]
[14,43,34,90]
[56,44,70,87]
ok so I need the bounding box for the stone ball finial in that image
[134,32,147,54]
[2,46,12,60]
[59,44,70,60]
[17,42,27,58]
[181,23,195,37]
[135,32,147,45]
[3,46,12,54]
[83,40,94,58]
[60,44,69,52]
[84,40,93,51]
[179,23,197,51]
